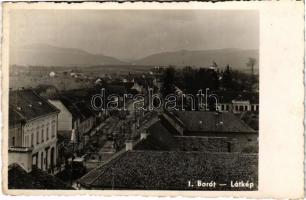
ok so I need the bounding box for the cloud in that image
[10,9,259,59]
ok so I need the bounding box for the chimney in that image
[8,147,33,172]
[125,140,133,151]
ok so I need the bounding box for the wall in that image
[219,103,259,113]
[184,132,258,153]
[48,100,73,131]
[22,113,58,173]
[9,124,23,147]
[78,117,94,139]
[161,113,184,135]
[9,148,33,172]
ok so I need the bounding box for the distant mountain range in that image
[134,49,259,70]
[10,44,125,66]
[10,44,259,70]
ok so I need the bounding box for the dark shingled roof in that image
[9,108,25,126]
[9,89,59,121]
[172,111,256,133]
[134,120,230,152]
[55,97,94,121]
[57,97,80,119]
[134,120,177,151]
[74,102,94,119]
[174,136,229,152]
[239,111,259,131]
[8,163,73,190]
[78,151,258,190]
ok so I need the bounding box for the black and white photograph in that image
[0,5,290,200]
[1,1,304,198]
[6,7,260,191]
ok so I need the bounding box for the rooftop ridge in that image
[31,89,60,113]
[128,150,258,157]
[78,149,128,186]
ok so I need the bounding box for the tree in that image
[246,58,256,78]
[161,67,176,97]
[211,61,218,70]
[182,66,196,94]
[196,68,219,91]
[222,65,233,90]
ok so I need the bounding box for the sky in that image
[10,9,259,60]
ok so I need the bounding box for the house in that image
[9,108,25,147]
[9,89,60,174]
[48,97,79,134]
[77,150,258,190]
[160,111,258,153]
[48,97,95,148]
[214,91,259,113]
[77,110,258,190]
[131,76,154,93]
[8,163,73,189]
[134,120,230,153]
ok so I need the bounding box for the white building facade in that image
[9,90,60,174]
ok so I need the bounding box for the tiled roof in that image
[238,111,259,131]
[8,163,34,189]
[134,120,230,152]
[174,136,229,152]
[172,111,256,133]
[57,97,80,119]
[9,89,59,121]
[57,97,94,121]
[9,107,25,126]
[78,151,258,190]
[74,102,93,119]
[8,163,73,190]
[134,120,231,152]
[134,120,177,151]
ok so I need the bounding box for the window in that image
[31,134,34,147]
[227,142,231,152]
[46,127,49,140]
[41,152,44,170]
[36,128,39,144]
[221,105,224,110]
[41,128,44,143]
[12,137,15,146]
[51,122,56,138]
[226,105,229,111]
[24,135,28,147]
